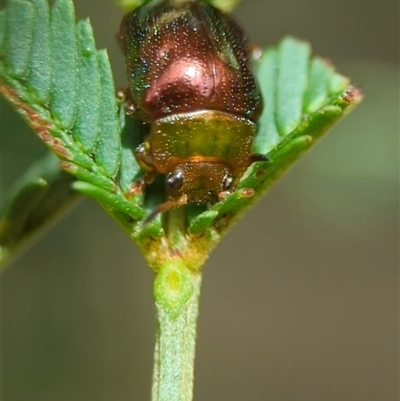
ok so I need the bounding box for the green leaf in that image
[94,50,121,178]
[0,1,132,184]
[73,19,101,152]
[4,0,35,78]
[28,0,51,103]
[276,37,310,135]
[72,181,145,222]
[50,0,77,128]
[119,109,143,193]
[189,210,219,236]
[303,57,330,114]
[1,0,144,267]
[253,48,280,154]
[0,10,6,57]
[328,66,350,93]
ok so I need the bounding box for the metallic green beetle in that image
[118,0,265,217]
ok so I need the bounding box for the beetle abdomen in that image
[119,0,262,122]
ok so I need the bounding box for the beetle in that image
[118,0,266,219]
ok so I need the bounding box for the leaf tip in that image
[341,85,364,105]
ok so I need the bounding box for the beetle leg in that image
[128,179,145,196]
[135,142,155,172]
[249,153,268,164]
[116,88,139,116]
[127,142,159,196]
[129,170,158,196]
[125,100,138,116]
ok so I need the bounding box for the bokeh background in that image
[1,0,398,400]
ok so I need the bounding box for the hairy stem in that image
[152,260,202,401]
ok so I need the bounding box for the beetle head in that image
[166,161,234,203]
[144,161,234,224]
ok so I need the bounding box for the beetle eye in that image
[166,171,183,190]
[222,175,233,190]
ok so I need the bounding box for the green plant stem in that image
[152,268,202,401]
[0,152,79,268]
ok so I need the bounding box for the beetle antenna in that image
[143,194,188,225]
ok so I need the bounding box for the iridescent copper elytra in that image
[118,0,266,220]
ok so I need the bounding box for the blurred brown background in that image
[1,0,398,400]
